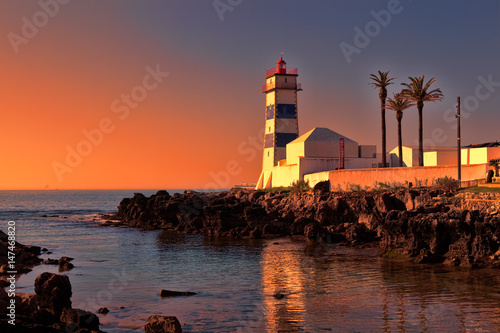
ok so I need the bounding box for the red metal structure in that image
[265,66,298,77]
[276,56,287,74]
[339,138,345,170]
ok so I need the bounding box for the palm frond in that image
[386,92,415,112]
[400,75,443,103]
[369,70,395,89]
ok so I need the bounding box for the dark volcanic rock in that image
[0,230,43,275]
[273,292,286,299]
[44,258,59,265]
[97,307,109,314]
[112,188,500,269]
[0,272,105,332]
[145,315,182,333]
[313,180,330,194]
[59,257,75,271]
[160,289,197,297]
[34,272,72,317]
[60,308,100,331]
[290,217,315,236]
[304,222,324,240]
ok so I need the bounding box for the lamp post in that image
[456,97,461,183]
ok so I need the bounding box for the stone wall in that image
[460,192,500,213]
[305,164,488,191]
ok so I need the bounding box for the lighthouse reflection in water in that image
[259,238,500,332]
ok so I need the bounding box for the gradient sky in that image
[1,0,499,190]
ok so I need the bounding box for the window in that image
[268,152,270,157]
[268,127,271,132]
[285,78,287,83]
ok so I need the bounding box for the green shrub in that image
[434,176,460,193]
[290,180,311,193]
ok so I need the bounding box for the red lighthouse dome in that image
[276,56,287,74]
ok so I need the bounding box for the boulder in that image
[97,307,109,314]
[304,222,324,240]
[15,293,38,316]
[59,257,75,271]
[34,273,72,317]
[145,315,182,333]
[290,217,315,236]
[24,245,41,256]
[60,308,100,331]
[375,193,405,214]
[160,290,196,297]
[313,180,330,194]
[273,292,286,299]
[44,258,59,265]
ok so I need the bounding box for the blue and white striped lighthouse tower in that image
[257,55,302,189]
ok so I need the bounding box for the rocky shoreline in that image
[0,230,183,333]
[110,183,500,269]
[0,230,104,332]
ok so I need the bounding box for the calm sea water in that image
[2,190,500,332]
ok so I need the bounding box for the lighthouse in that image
[256,56,302,188]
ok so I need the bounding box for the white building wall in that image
[286,142,304,165]
[389,146,419,167]
[469,148,487,165]
[270,163,300,188]
[263,148,274,170]
[265,119,274,135]
[359,145,377,158]
[462,148,470,165]
[487,147,500,162]
[424,152,438,166]
[266,91,275,105]
[275,76,297,84]
[299,157,378,183]
[304,141,358,158]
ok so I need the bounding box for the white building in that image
[388,144,500,167]
[256,57,377,189]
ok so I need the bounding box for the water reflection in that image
[260,238,500,332]
[261,240,306,332]
[13,215,500,332]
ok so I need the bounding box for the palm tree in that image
[386,92,415,167]
[369,71,395,168]
[489,158,500,177]
[401,75,443,166]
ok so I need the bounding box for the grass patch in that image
[382,251,405,258]
[256,186,291,194]
[257,180,311,195]
[460,186,500,194]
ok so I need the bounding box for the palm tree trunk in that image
[398,118,403,167]
[381,99,387,167]
[418,104,423,167]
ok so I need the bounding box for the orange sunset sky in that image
[1,1,499,190]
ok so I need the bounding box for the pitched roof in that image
[289,127,356,144]
[467,142,500,148]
